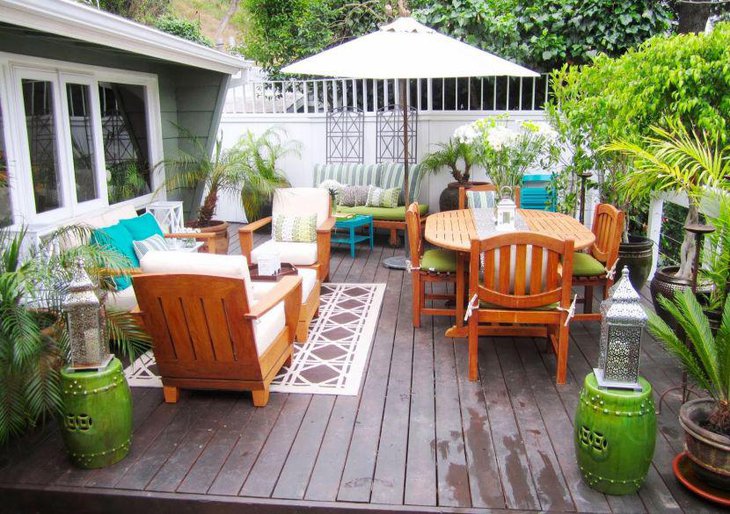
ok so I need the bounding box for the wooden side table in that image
[332,214,374,258]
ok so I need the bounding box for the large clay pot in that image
[679,398,730,491]
[615,235,653,292]
[187,219,229,254]
[650,266,713,331]
[439,181,490,212]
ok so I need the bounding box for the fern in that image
[648,289,730,434]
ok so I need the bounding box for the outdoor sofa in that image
[313,162,428,246]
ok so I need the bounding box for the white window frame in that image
[0,51,164,228]
[60,74,107,215]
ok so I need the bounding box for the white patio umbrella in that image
[283,16,539,269]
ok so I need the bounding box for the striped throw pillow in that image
[466,190,496,209]
[366,186,401,208]
[273,214,317,242]
[132,234,169,261]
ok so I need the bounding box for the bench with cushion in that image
[313,162,428,246]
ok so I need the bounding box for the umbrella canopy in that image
[282,16,539,269]
[282,17,538,79]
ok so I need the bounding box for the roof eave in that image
[0,0,248,75]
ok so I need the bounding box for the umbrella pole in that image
[383,78,411,270]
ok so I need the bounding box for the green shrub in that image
[154,14,214,47]
[546,23,730,223]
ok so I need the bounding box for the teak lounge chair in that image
[133,252,302,407]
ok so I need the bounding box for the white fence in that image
[217,73,558,222]
[217,111,554,222]
[224,73,551,115]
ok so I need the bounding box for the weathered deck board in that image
[0,228,725,514]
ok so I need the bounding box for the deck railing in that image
[224,73,551,115]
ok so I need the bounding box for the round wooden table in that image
[425,208,596,252]
[424,208,596,337]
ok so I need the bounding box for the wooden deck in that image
[0,225,723,513]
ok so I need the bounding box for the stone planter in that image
[650,266,713,331]
[439,181,490,212]
[679,398,730,491]
[615,235,653,292]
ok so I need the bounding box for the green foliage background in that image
[415,0,674,72]
[237,0,675,75]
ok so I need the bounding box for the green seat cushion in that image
[572,252,606,277]
[118,212,164,241]
[337,203,429,221]
[421,249,457,273]
[90,223,138,291]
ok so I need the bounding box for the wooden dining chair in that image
[572,203,625,321]
[458,184,521,210]
[406,202,457,327]
[467,232,575,384]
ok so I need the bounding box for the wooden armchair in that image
[458,184,521,210]
[133,259,302,407]
[467,232,575,384]
[572,203,624,321]
[239,188,335,282]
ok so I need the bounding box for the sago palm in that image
[648,289,730,435]
[604,119,729,279]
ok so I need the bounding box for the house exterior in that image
[0,0,247,230]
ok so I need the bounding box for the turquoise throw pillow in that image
[91,223,139,291]
[119,212,164,241]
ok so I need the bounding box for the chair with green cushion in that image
[573,203,624,321]
[406,202,457,327]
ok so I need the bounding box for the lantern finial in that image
[595,266,647,391]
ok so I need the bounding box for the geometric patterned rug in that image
[124,283,385,396]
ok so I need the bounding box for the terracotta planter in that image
[439,181,490,212]
[615,235,653,292]
[186,220,229,255]
[679,398,730,491]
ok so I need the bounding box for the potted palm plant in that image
[163,127,298,253]
[649,289,730,491]
[604,119,729,316]
[421,130,481,212]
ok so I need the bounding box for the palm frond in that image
[648,308,714,394]
[106,309,151,362]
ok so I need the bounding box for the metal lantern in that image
[63,259,111,370]
[496,186,516,231]
[594,266,647,391]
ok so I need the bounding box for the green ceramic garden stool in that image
[575,372,656,495]
[60,358,132,469]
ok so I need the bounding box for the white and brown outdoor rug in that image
[124,283,386,396]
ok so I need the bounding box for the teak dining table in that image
[424,208,596,338]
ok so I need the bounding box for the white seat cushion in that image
[251,267,317,305]
[253,302,286,354]
[251,239,318,266]
[140,251,254,302]
[105,286,138,312]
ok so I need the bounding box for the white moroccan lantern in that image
[594,266,647,391]
[496,186,516,231]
